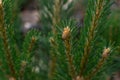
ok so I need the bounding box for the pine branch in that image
[48,36,58,79]
[19,29,39,79]
[0,60,5,74]
[52,0,61,34]
[26,36,36,59]
[85,48,111,80]
[48,53,56,80]
[48,0,61,79]
[19,60,27,80]
[22,30,38,61]
[80,0,105,77]
[2,0,21,58]
[62,27,76,79]
[0,4,16,77]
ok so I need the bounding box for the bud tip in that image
[102,47,111,58]
[62,26,70,40]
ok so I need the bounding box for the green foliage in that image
[0,0,120,80]
[0,0,41,79]
[48,0,117,80]
[102,5,120,74]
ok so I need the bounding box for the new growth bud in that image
[0,0,2,5]
[102,48,111,58]
[76,76,84,80]
[0,0,2,10]
[62,26,70,40]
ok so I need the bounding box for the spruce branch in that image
[85,48,111,80]
[0,4,16,77]
[80,0,105,77]
[62,27,76,79]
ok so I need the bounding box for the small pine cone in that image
[102,48,111,58]
[62,26,70,40]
